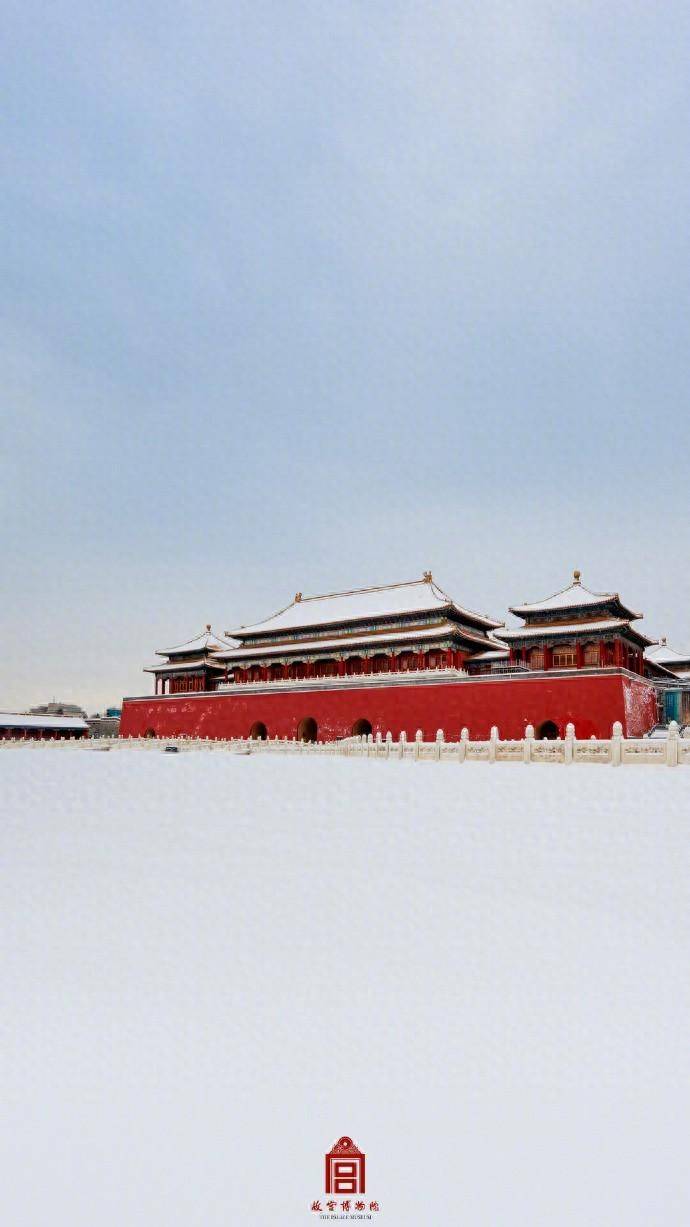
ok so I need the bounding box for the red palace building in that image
[118,570,688,741]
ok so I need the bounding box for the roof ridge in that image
[157,627,230,655]
[297,576,437,603]
[533,578,616,604]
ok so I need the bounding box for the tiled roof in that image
[510,573,641,620]
[227,576,502,637]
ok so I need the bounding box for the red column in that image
[364,656,372,675]
[446,648,453,668]
[614,640,623,667]
[390,654,398,673]
[599,641,607,667]
[307,661,315,678]
[543,646,552,671]
[576,643,584,669]
[337,659,345,677]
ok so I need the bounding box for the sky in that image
[2,0,689,710]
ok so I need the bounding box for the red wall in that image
[119,672,659,741]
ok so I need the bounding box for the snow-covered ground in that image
[2,748,689,1226]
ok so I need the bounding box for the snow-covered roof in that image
[0,713,88,730]
[645,640,690,667]
[156,628,238,657]
[499,618,653,645]
[509,572,641,620]
[227,576,503,638]
[217,621,489,662]
[146,656,227,673]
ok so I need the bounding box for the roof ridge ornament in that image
[573,569,581,584]
[294,592,302,603]
[423,570,433,582]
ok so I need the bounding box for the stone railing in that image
[3,721,688,766]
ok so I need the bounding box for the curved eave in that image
[145,658,227,674]
[217,622,492,663]
[155,632,238,657]
[645,660,683,680]
[499,620,653,648]
[231,606,504,643]
[509,600,642,622]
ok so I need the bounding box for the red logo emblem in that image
[325,1136,366,1196]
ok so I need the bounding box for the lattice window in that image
[552,643,577,668]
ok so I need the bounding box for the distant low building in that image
[29,701,88,719]
[0,713,88,740]
[87,710,121,738]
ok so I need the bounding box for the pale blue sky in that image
[2,1,689,709]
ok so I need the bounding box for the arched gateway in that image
[297,716,318,743]
[351,719,372,737]
[249,721,267,740]
[537,720,559,740]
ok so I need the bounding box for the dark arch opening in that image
[537,720,559,740]
[249,721,267,740]
[297,716,318,743]
[144,727,156,739]
[351,718,372,737]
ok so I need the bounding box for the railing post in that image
[488,725,498,764]
[399,730,406,760]
[385,731,392,759]
[611,721,623,766]
[459,727,468,763]
[414,729,422,761]
[667,720,679,767]
[565,722,575,765]
[435,729,444,760]
[524,724,534,764]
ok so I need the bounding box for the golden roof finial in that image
[206,623,212,632]
[294,591,302,603]
[573,569,581,583]
[423,570,433,583]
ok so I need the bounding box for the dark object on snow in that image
[164,745,180,753]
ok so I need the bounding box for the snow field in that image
[2,749,689,1225]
